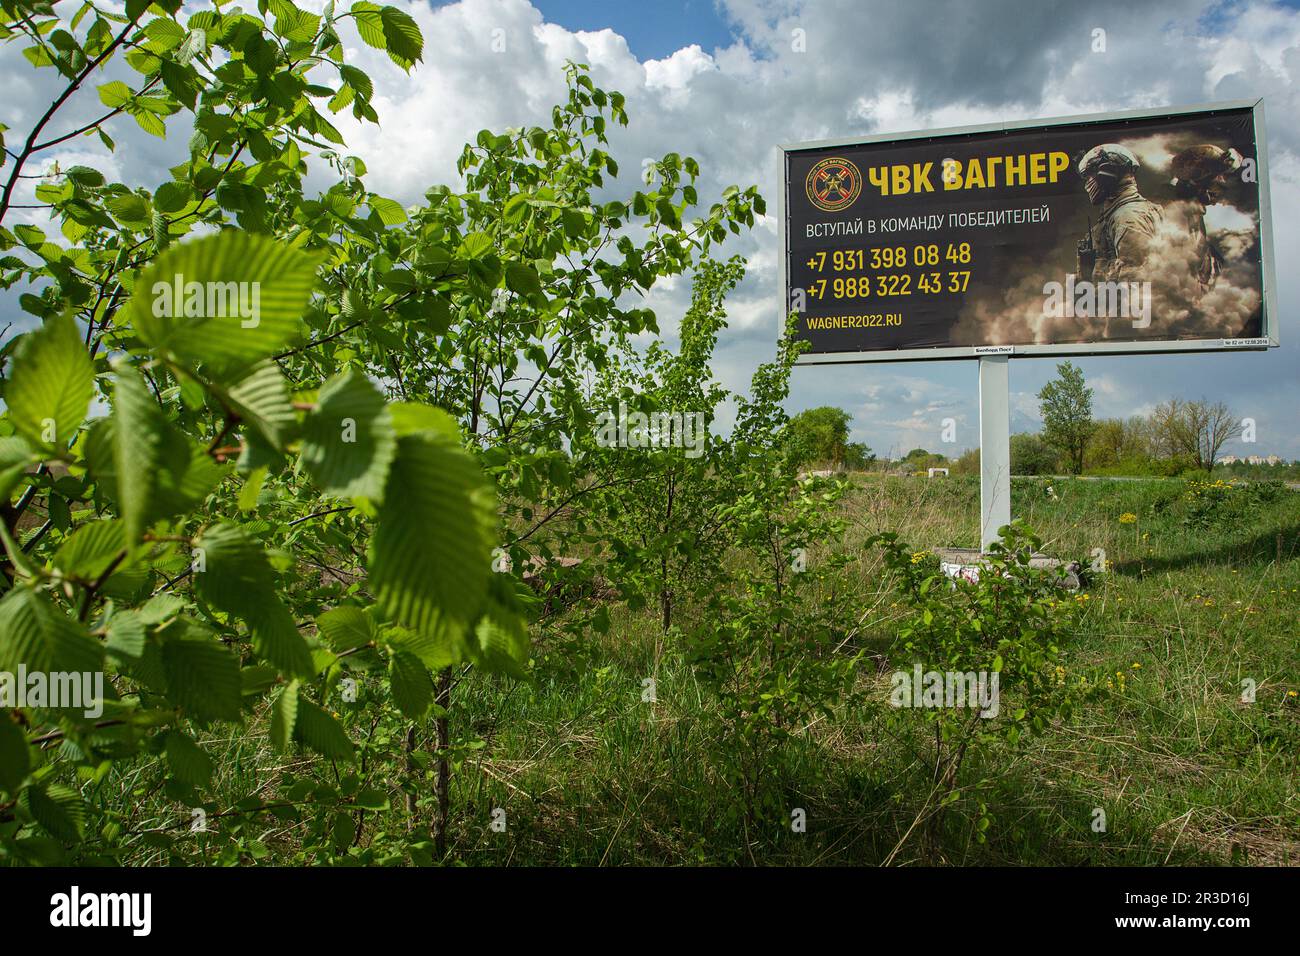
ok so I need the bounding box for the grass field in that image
[441,474,1300,865]
[108,474,1300,866]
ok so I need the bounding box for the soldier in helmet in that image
[1075,143,1163,285]
[1168,144,1243,290]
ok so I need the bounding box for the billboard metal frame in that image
[778,98,1279,366]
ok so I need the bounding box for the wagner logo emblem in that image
[806,157,862,213]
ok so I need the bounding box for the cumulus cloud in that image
[3,0,1299,455]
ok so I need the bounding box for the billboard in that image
[780,101,1278,363]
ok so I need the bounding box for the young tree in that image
[1010,433,1058,475]
[786,406,870,470]
[586,256,746,634]
[686,315,865,843]
[0,0,765,866]
[0,0,523,866]
[1152,398,1241,471]
[1037,361,1094,474]
[1085,416,1161,472]
[951,447,980,475]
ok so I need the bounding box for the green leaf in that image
[163,450,227,517]
[64,165,104,187]
[561,208,587,238]
[139,593,187,625]
[54,519,126,581]
[238,465,267,512]
[47,494,70,532]
[655,197,680,228]
[102,563,148,602]
[164,730,213,788]
[143,17,185,50]
[378,268,415,293]
[0,587,104,676]
[240,664,279,697]
[338,64,373,100]
[350,2,386,50]
[369,421,496,641]
[457,232,493,259]
[0,713,31,794]
[316,606,376,653]
[270,679,299,751]
[133,109,167,139]
[331,810,355,850]
[125,231,321,381]
[470,578,530,678]
[5,314,94,451]
[108,363,164,545]
[428,296,452,335]
[366,195,407,225]
[293,697,353,761]
[97,80,132,109]
[503,194,529,224]
[354,787,390,811]
[224,361,297,451]
[385,621,459,670]
[388,650,432,719]
[269,1,319,41]
[194,522,315,679]
[234,424,282,477]
[107,193,149,224]
[153,180,190,213]
[150,210,170,254]
[176,27,207,65]
[382,402,453,439]
[105,609,147,661]
[328,83,355,114]
[96,388,227,546]
[22,782,85,841]
[0,436,37,501]
[301,368,396,500]
[504,262,542,298]
[379,5,422,68]
[159,619,242,722]
[0,439,35,473]
[471,613,529,678]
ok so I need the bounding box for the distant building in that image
[1220,454,1283,466]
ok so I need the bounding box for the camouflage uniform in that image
[1169,144,1242,291]
[1165,197,1217,289]
[1072,143,1164,338]
[1086,180,1163,283]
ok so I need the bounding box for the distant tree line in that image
[1026,362,1258,476]
[789,362,1295,479]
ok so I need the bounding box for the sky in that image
[3,0,1299,460]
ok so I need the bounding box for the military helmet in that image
[1076,144,1142,203]
[1170,144,1241,188]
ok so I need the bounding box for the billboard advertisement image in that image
[781,101,1277,362]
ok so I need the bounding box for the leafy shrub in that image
[0,1,763,865]
[868,522,1081,857]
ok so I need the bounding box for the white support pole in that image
[978,356,1011,553]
